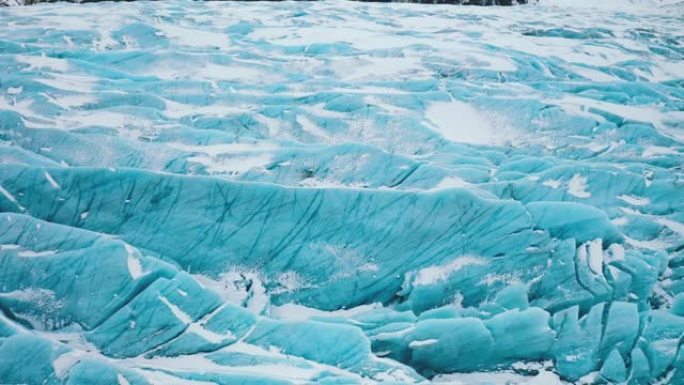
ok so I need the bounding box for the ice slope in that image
[0,0,683,384]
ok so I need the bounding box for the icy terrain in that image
[0,0,683,384]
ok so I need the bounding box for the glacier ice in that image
[0,0,683,384]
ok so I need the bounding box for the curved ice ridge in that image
[0,0,683,384]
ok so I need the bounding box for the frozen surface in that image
[0,0,683,384]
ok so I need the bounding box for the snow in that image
[185,322,233,344]
[617,195,650,206]
[168,142,277,175]
[44,171,60,189]
[656,218,684,237]
[156,24,228,49]
[44,93,97,111]
[585,239,604,276]
[542,180,561,189]
[434,368,565,385]
[158,295,193,324]
[135,369,217,385]
[642,145,680,157]
[413,256,487,286]
[269,303,380,321]
[0,185,26,211]
[16,54,70,72]
[245,275,268,314]
[408,339,439,348]
[606,243,625,262]
[187,153,273,175]
[124,244,144,280]
[433,176,471,189]
[427,101,500,146]
[7,86,23,95]
[0,0,682,384]
[52,351,81,379]
[17,249,57,257]
[117,374,131,385]
[166,142,280,156]
[297,115,333,142]
[33,74,98,93]
[567,174,591,199]
[552,95,675,137]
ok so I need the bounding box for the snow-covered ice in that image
[0,0,683,384]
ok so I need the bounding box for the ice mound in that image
[0,0,683,384]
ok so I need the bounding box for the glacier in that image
[0,0,683,384]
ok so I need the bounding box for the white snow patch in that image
[185,322,233,344]
[586,239,604,276]
[158,296,193,324]
[52,351,81,379]
[427,101,503,146]
[413,256,487,286]
[656,218,684,237]
[298,178,368,189]
[188,153,273,175]
[624,236,671,250]
[434,363,564,385]
[374,326,416,341]
[43,93,97,110]
[55,110,132,130]
[567,174,591,198]
[124,347,328,383]
[168,142,277,175]
[480,272,524,287]
[617,195,650,206]
[372,367,420,383]
[642,145,679,157]
[197,63,265,82]
[246,276,268,315]
[124,244,143,280]
[409,339,439,348]
[570,65,616,82]
[297,115,332,141]
[542,179,561,189]
[269,303,379,321]
[135,369,217,385]
[44,171,60,189]
[34,74,97,93]
[117,374,131,385]
[0,185,26,211]
[606,244,625,262]
[7,86,22,95]
[17,54,70,72]
[433,176,471,189]
[17,249,57,257]
[156,24,228,48]
[167,142,279,156]
[194,269,269,314]
[552,95,677,139]
[193,271,249,305]
[359,262,379,272]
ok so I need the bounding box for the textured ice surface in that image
[0,0,683,384]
